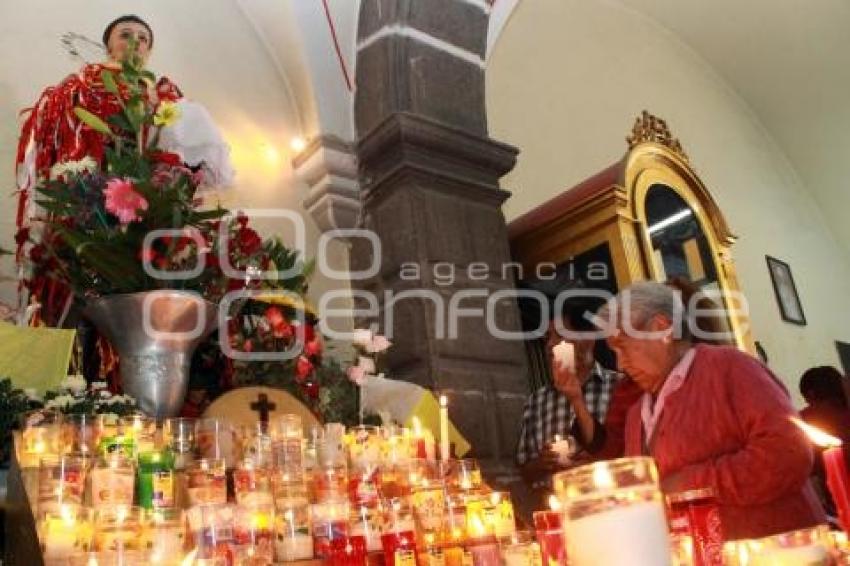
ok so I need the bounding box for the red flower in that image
[150,151,183,167]
[138,247,157,263]
[236,212,250,228]
[305,381,320,399]
[237,227,262,255]
[304,338,322,357]
[265,306,293,339]
[303,324,316,343]
[295,356,313,382]
[29,244,45,264]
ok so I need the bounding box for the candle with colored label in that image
[793,418,850,534]
[533,497,567,566]
[137,450,175,510]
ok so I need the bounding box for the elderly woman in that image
[599,281,824,539]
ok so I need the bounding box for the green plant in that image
[0,378,35,465]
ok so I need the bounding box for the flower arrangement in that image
[345,328,392,386]
[41,375,137,416]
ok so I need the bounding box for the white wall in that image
[0,0,353,354]
[486,0,850,404]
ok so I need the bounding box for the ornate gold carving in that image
[626,110,688,162]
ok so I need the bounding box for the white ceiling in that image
[609,0,850,257]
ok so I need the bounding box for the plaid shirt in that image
[516,363,620,466]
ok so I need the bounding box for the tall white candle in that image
[564,500,671,566]
[439,395,450,461]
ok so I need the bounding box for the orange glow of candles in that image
[793,418,850,534]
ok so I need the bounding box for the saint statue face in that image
[107,21,152,64]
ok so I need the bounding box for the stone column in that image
[353,0,528,478]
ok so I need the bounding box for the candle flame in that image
[412,417,423,436]
[490,492,502,505]
[592,462,616,489]
[180,548,198,566]
[548,494,562,512]
[792,417,842,448]
[469,514,487,537]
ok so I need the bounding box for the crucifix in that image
[250,393,277,425]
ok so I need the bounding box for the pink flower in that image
[347,365,367,386]
[104,178,148,224]
[366,334,392,353]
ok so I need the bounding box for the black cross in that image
[250,393,277,424]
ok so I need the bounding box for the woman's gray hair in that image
[602,281,689,339]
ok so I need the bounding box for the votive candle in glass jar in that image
[196,418,237,468]
[187,503,237,566]
[350,503,384,553]
[553,456,672,566]
[93,505,145,553]
[327,535,368,566]
[725,525,834,566]
[233,503,275,565]
[61,413,97,456]
[274,502,313,562]
[347,425,383,471]
[39,503,93,563]
[38,454,88,515]
[233,457,274,506]
[311,499,350,558]
[500,531,543,566]
[310,458,349,504]
[187,458,227,506]
[381,498,418,566]
[164,417,196,470]
[22,410,61,467]
[270,414,304,474]
[144,507,186,564]
[533,496,566,566]
[91,454,135,506]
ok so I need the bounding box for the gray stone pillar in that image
[353,0,528,478]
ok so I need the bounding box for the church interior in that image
[0,1,849,564]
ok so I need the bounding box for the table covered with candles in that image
[7,410,850,566]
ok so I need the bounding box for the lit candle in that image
[792,418,850,534]
[552,340,575,371]
[466,516,501,566]
[487,492,516,539]
[533,496,567,566]
[439,395,450,462]
[275,508,313,561]
[550,434,575,466]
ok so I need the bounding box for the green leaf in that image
[101,69,119,96]
[73,107,113,136]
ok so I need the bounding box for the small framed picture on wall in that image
[766,255,806,326]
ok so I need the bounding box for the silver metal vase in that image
[84,291,218,418]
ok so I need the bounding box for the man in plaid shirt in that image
[517,306,622,490]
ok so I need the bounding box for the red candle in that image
[793,418,850,534]
[467,536,501,566]
[381,529,418,566]
[327,535,368,566]
[533,496,567,565]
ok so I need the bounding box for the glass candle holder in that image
[532,497,566,566]
[723,525,834,566]
[485,491,516,539]
[187,458,228,506]
[61,413,97,456]
[311,499,350,558]
[164,417,196,470]
[234,458,274,506]
[445,459,482,492]
[196,418,237,468]
[350,503,385,553]
[237,422,274,469]
[38,454,88,515]
[68,550,146,566]
[310,460,349,504]
[553,456,672,566]
[667,487,724,566]
[233,503,275,565]
[410,473,447,537]
[275,498,313,562]
[22,410,61,467]
[187,503,237,565]
[91,454,136,506]
[121,414,157,454]
[326,535,368,566]
[97,413,135,460]
[144,507,187,564]
[347,425,383,471]
[137,449,176,510]
[93,505,146,553]
[381,498,418,566]
[500,531,543,566]
[270,414,305,474]
[39,503,93,563]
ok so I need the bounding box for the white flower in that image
[24,388,41,402]
[47,394,75,410]
[357,356,376,374]
[49,156,97,180]
[365,334,391,353]
[61,374,87,395]
[351,329,373,349]
[100,390,112,398]
[92,381,108,390]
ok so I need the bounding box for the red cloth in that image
[625,344,826,539]
[597,377,643,460]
